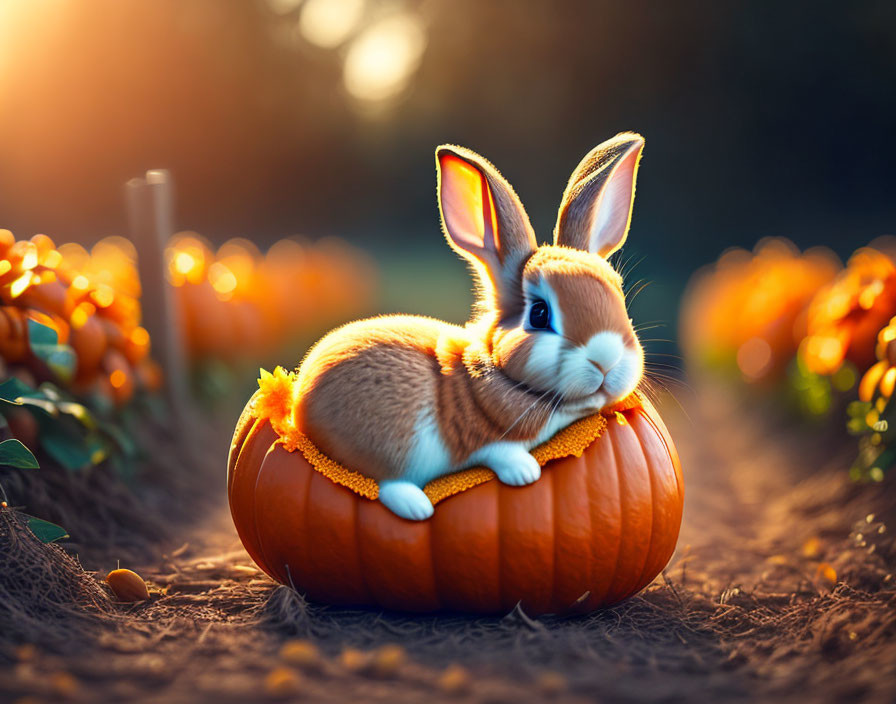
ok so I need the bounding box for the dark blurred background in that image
[0,0,894,330]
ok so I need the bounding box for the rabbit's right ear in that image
[554,133,644,257]
[436,145,537,295]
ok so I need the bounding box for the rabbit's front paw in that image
[490,448,541,487]
[379,480,434,521]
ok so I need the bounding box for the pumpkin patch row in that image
[164,233,377,362]
[0,230,160,408]
[680,236,896,480]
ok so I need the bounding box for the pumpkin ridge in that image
[548,467,559,613]
[289,453,315,593]
[495,480,503,610]
[582,432,611,609]
[254,444,292,585]
[603,421,627,606]
[230,419,280,580]
[629,414,658,593]
[427,512,445,610]
[632,412,684,589]
[640,404,685,502]
[351,486,374,604]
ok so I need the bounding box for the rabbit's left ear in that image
[436,145,537,290]
[554,133,644,257]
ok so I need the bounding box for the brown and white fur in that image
[295,133,646,520]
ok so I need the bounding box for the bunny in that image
[294,132,646,520]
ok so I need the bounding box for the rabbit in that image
[294,132,646,520]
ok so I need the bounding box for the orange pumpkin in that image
[228,383,683,616]
[801,247,896,375]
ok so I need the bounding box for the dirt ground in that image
[1,384,895,704]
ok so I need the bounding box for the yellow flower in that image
[255,366,297,434]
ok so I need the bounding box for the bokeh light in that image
[343,12,426,103]
[298,0,366,48]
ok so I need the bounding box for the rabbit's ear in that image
[436,145,536,290]
[554,133,644,257]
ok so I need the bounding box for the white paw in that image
[492,451,541,487]
[378,481,434,521]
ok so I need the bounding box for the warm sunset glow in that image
[343,13,426,103]
[298,0,365,49]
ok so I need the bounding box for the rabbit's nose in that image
[589,359,607,373]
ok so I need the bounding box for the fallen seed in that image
[372,644,405,677]
[280,639,319,667]
[438,664,470,695]
[105,568,151,602]
[264,666,302,698]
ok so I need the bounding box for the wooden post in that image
[125,170,190,426]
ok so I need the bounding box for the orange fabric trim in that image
[253,366,643,505]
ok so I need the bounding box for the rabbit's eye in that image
[528,299,551,330]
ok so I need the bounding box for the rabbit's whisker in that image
[498,387,556,440]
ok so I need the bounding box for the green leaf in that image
[0,379,60,417]
[25,516,69,543]
[26,320,77,383]
[100,420,137,458]
[14,396,59,416]
[0,439,39,469]
[0,377,42,404]
[39,432,93,471]
[36,418,94,471]
[31,344,77,383]
[26,318,59,346]
[36,383,63,402]
[55,401,96,430]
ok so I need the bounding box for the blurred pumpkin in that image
[801,247,896,376]
[69,307,108,378]
[681,239,840,382]
[0,306,29,362]
[167,232,377,363]
[228,373,683,615]
[102,349,136,405]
